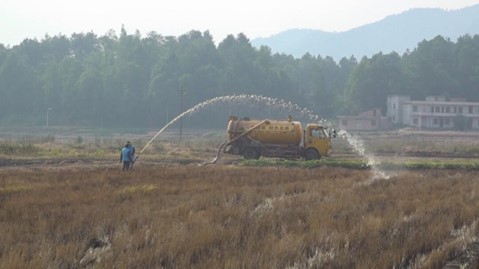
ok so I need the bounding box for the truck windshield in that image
[310,129,325,139]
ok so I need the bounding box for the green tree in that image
[454,35,479,101]
[345,52,403,113]
[175,31,221,107]
[0,52,40,122]
[2,29,478,129]
[453,115,472,131]
[217,33,259,94]
[402,36,458,98]
[70,32,99,59]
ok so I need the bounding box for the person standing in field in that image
[127,141,136,163]
[120,143,133,171]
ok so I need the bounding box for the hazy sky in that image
[1,0,479,46]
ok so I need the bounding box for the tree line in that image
[1,27,479,128]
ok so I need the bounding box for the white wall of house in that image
[337,108,392,131]
[387,95,410,124]
[401,103,411,126]
[387,95,479,130]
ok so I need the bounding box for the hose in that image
[199,140,229,166]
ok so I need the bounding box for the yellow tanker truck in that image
[222,116,335,160]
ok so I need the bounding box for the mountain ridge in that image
[251,4,479,60]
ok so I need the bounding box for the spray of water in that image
[134,94,389,179]
[337,130,389,180]
[135,94,329,160]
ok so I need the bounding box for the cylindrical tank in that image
[227,117,303,145]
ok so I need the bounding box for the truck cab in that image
[304,124,332,160]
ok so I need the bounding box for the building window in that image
[435,106,440,113]
[469,106,473,114]
[441,107,444,113]
[371,120,376,126]
[413,118,418,125]
[446,107,450,113]
[342,120,347,126]
[453,107,457,113]
[393,104,396,109]
[445,118,450,125]
[413,105,418,112]
[430,106,434,113]
[433,118,438,125]
[459,107,463,114]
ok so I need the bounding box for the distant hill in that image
[251,4,479,60]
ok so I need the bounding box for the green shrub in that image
[0,143,38,155]
[41,135,55,143]
[238,158,370,169]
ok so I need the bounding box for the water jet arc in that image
[131,94,322,165]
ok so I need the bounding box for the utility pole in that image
[178,85,185,141]
[46,107,52,128]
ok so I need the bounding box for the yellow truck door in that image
[305,125,331,157]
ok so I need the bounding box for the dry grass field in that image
[2,130,479,268]
[2,163,479,269]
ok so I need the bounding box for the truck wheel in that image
[305,149,320,160]
[242,148,260,159]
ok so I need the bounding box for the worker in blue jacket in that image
[126,141,135,169]
[120,143,133,171]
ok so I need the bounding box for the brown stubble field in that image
[2,163,479,269]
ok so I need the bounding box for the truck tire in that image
[242,148,260,160]
[305,148,320,160]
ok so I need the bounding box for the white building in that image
[387,95,479,130]
[337,108,391,131]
